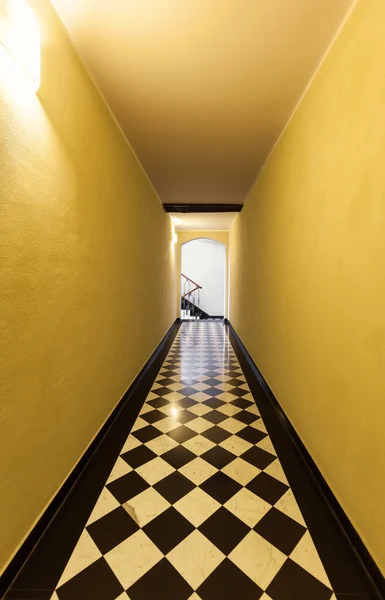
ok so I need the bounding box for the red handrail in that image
[182,285,201,299]
[181,273,202,289]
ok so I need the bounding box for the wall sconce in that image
[0,0,40,91]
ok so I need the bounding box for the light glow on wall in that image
[0,0,40,91]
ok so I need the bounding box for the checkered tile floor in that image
[52,322,336,600]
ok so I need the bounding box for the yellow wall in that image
[175,230,229,317]
[0,0,176,572]
[229,0,385,572]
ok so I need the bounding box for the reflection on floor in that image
[52,322,335,600]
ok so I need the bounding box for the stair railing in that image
[181,273,202,320]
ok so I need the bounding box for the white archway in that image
[181,238,226,318]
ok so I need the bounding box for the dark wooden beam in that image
[163,203,243,213]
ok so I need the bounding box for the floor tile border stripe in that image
[225,320,384,599]
[1,319,181,599]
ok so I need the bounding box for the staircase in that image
[181,273,210,320]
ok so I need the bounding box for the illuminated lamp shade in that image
[0,0,40,91]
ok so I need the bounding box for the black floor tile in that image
[226,378,245,387]
[174,409,197,424]
[204,410,228,425]
[233,411,258,425]
[160,370,178,378]
[156,378,176,386]
[201,446,236,469]
[152,386,174,396]
[107,471,149,504]
[128,559,193,600]
[200,472,242,504]
[241,446,276,469]
[204,387,224,397]
[255,507,306,555]
[132,425,163,443]
[225,370,242,377]
[178,397,197,409]
[202,426,232,444]
[267,558,333,600]
[121,445,157,468]
[204,397,225,409]
[147,396,169,409]
[143,507,195,554]
[178,387,199,396]
[86,507,139,554]
[203,370,224,378]
[236,426,266,445]
[154,471,195,503]
[198,558,263,600]
[229,388,249,398]
[231,397,254,409]
[199,507,249,554]
[246,472,289,505]
[141,409,167,424]
[162,446,196,469]
[203,378,222,386]
[167,425,197,444]
[56,558,123,600]
[180,378,199,387]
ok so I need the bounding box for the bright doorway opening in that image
[180,238,226,320]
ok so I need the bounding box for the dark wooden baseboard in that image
[226,321,384,599]
[1,320,180,598]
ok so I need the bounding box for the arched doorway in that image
[181,238,226,320]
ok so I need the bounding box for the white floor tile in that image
[218,418,247,434]
[216,403,242,416]
[57,530,102,586]
[105,530,163,589]
[153,417,181,433]
[257,436,276,455]
[131,417,148,432]
[107,457,132,483]
[189,392,212,402]
[219,435,253,456]
[136,456,175,485]
[179,456,218,485]
[174,487,220,527]
[185,417,213,433]
[183,434,216,456]
[274,489,306,526]
[188,403,212,416]
[251,419,268,433]
[167,530,224,589]
[120,435,142,454]
[86,488,120,525]
[222,457,261,485]
[229,531,286,590]
[124,487,170,527]
[146,433,178,455]
[225,488,271,527]
[290,531,332,587]
[264,458,289,484]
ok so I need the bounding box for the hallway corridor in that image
[45,322,335,600]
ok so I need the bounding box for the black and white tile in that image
[52,322,336,600]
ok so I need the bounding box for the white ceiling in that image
[51,0,354,206]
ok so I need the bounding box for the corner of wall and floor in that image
[228,0,385,578]
[0,0,176,577]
